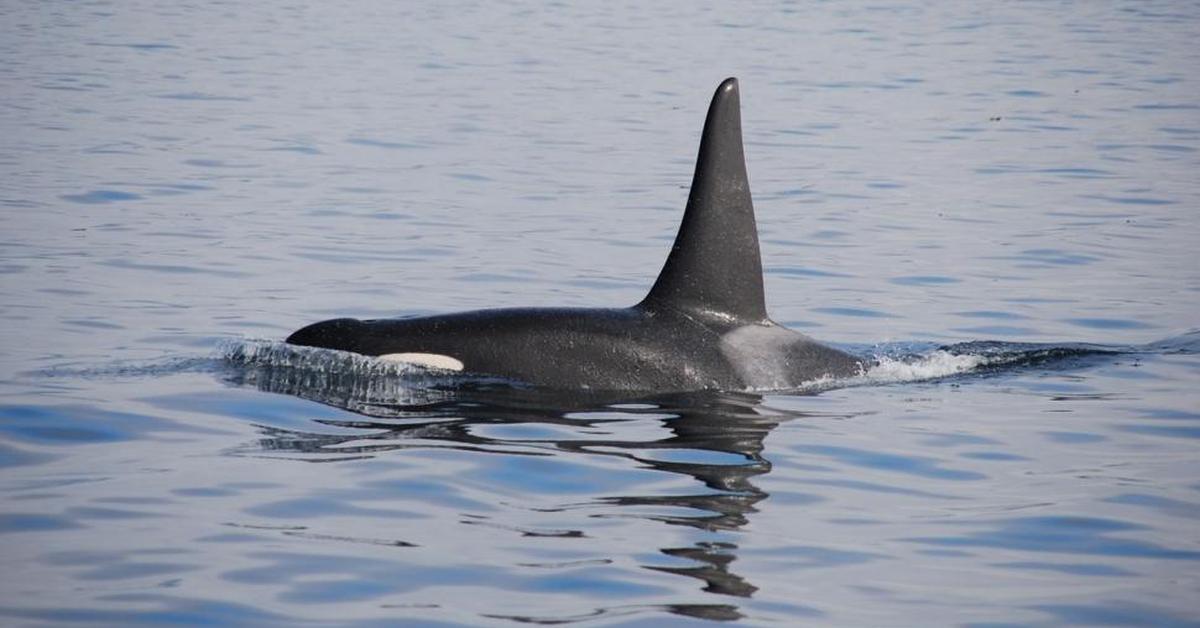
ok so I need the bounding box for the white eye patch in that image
[377,353,465,372]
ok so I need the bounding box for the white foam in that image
[858,350,986,385]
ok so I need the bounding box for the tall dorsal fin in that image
[640,77,768,323]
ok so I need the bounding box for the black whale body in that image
[288,78,865,392]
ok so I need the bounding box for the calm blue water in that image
[3,1,1199,625]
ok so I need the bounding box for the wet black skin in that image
[286,306,861,391]
[287,78,864,392]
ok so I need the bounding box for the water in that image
[2,1,1199,625]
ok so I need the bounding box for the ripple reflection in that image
[240,368,807,618]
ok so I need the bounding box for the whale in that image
[287,78,865,392]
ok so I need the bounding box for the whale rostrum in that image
[287,78,864,391]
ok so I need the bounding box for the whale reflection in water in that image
[224,356,829,620]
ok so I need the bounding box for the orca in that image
[287,78,865,391]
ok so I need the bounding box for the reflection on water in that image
[240,359,792,620]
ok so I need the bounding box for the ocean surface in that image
[2,1,1199,626]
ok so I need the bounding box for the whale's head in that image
[286,318,367,352]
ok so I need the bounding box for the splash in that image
[837,338,1152,388]
[221,338,425,378]
[769,345,994,392]
[857,349,989,385]
[219,338,510,409]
